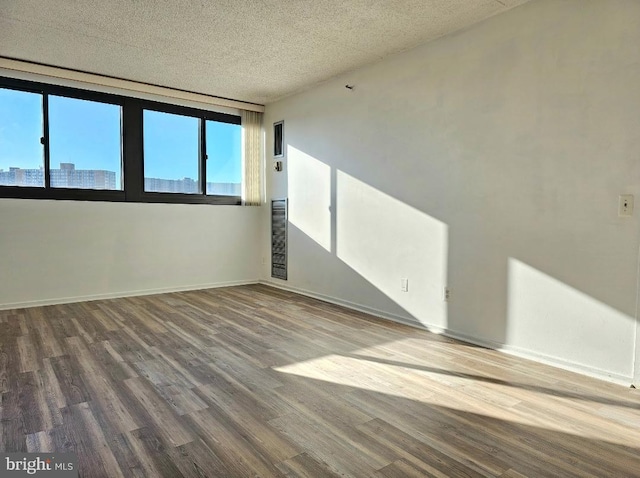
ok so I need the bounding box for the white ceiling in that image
[0,0,529,105]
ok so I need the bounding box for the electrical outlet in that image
[262,256,266,265]
[401,278,409,292]
[444,287,451,302]
[619,195,634,217]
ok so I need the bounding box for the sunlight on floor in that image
[274,338,640,448]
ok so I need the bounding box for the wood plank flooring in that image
[1,284,639,477]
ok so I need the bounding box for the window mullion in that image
[123,99,143,201]
[42,93,51,188]
[200,118,206,195]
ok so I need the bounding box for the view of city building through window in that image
[0,163,116,189]
[143,109,200,194]
[0,87,242,195]
[49,95,123,190]
[0,88,44,187]
[206,119,242,196]
[0,163,241,194]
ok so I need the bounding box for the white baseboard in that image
[261,279,443,332]
[440,329,632,386]
[0,279,259,311]
[260,280,633,387]
[502,345,632,386]
[4,277,632,386]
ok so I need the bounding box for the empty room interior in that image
[1,0,640,476]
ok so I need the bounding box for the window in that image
[273,120,283,158]
[141,106,242,199]
[143,110,200,194]
[0,88,44,187]
[49,96,122,190]
[206,120,241,196]
[0,76,243,205]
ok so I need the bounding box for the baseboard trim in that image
[505,349,631,386]
[0,279,259,311]
[261,279,444,333]
[4,278,632,386]
[260,280,633,386]
[441,329,632,386]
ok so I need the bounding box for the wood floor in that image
[1,284,639,477]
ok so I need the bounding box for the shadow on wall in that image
[280,143,637,381]
[287,145,448,330]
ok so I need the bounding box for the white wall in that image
[264,0,640,384]
[0,199,261,308]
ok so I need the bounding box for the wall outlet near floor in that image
[401,278,409,292]
[619,194,634,217]
[444,287,451,301]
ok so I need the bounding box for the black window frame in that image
[0,76,242,205]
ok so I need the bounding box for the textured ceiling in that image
[0,0,529,105]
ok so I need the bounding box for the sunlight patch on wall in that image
[506,258,635,378]
[336,170,448,328]
[287,145,331,251]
